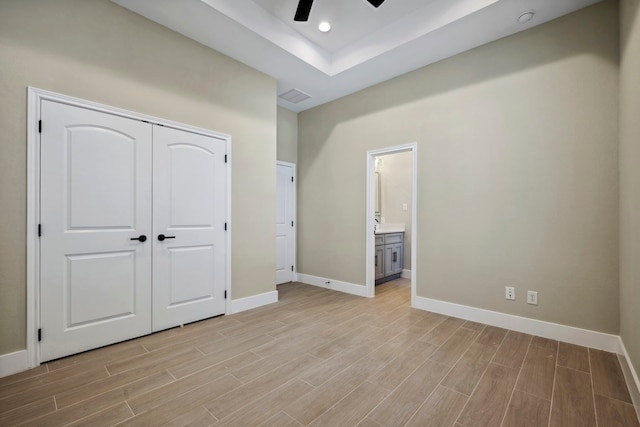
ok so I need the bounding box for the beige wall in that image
[377,151,412,270]
[0,0,277,355]
[277,107,298,164]
[620,0,640,382]
[298,1,619,333]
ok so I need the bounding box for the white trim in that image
[26,88,41,368]
[366,143,418,305]
[29,87,231,139]
[618,338,640,418]
[225,135,232,314]
[0,350,28,379]
[297,273,368,297]
[27,87,232,367]
[230,291,279,314]
[401,269,412,279]
[414,296,620,353]
[276,161,297,285]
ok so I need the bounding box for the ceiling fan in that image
[294,0,386,22]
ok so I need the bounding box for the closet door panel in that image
[152,126,227,331]
[39,100,153,362]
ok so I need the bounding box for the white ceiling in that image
[112,0,602,112]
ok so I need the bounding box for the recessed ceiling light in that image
[518,10,535,24]
[318,22,331,33]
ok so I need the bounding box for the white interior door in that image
[276,162,295,284]
[152,126,227,331]
[40,101,152,362]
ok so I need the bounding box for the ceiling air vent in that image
[278,88,311,104]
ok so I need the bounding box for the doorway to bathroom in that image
[366,143,417,305]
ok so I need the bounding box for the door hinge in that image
[38,120,42,133]
[38,328,42,342]
[291,265,294,271]
[224,222,227,231]
[224,290,227,299]
[291,176,294,182]
[38,224,41,237]
[224,154,227,163]
[291,221,294,227]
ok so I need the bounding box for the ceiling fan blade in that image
[366,0,385,7]
[294,0,314,21]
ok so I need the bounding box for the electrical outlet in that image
[527,291,538,305]
[505,286,515,300]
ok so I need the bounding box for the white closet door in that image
[40,101,153,362]
[152,126,227,331]
[276,163,295,284]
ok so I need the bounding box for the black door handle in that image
[130,235,147,242]
[157,234,176,241]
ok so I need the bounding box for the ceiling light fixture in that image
[518,10,535,24]
[318,21,331,33]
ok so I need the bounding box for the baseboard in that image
[414,296,620,353]
[618,338,640,419]
[297,273,368,297]
[0,350,28,379]
[230,290,278,314]
[401,269,412,279]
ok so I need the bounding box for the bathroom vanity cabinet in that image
[375,232,404,284]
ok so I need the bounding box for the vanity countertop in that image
[374,224,405,234]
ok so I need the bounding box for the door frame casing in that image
[365,143,418,305]
[26,87,232,367]
[276,160,297,284]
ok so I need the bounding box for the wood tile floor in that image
[1,279,638,426]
